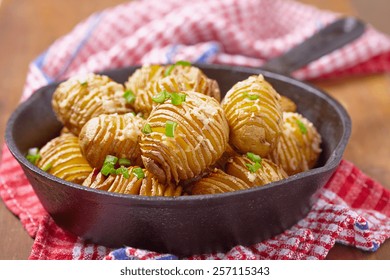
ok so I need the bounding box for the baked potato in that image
[36,132,92,184]
[52,73,131,135]
[82,166,182,197]
[140,90,229,184]
[79,113,144,169]
[225,154,288,187]
[189,168,250,195]
[221,74,283,157]
[269,112,322,175]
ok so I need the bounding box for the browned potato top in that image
[52,73,131,135]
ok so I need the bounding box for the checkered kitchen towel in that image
[1,0,390,260]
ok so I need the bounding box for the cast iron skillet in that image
[5,18,361,256]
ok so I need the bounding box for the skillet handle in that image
[261,17,366,76]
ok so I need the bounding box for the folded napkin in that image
[1,0,390,260]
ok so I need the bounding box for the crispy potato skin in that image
[79,113,144,169]
[225,155,288,187]
[126,64,221,117]
[268,112,322,175]
[189,169,250,195]
[52,74,131,135]
[82,167,182,197]
[221,74,283,157]
[37,133,92,184]
[140,91,229,184]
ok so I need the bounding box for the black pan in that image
[5,18,361,256]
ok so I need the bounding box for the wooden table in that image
[0,0,389,259]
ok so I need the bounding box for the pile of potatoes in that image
[29,62,321,197]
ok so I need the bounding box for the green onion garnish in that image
[132,167,145,179]
[26,148,41,165]
[164,60,192,76]
[152,90,169,103]
[101,155,119,176]
[245,162,262,173]
[142,123,152,134]
[80,81,88,86]
[101,164,116,176]
[42,162,52,172]
[165,121,177,137]
[116,166,130,179]
[243,92,259,100]
[123,89,136,104]
[164,65,175,77]
[248,94,259,100]
[118,158,131,167]
[170,92,186,105]
[296,119,307,134]
[246,152,262,164]
[175,60,192,67]
[104,155,118,165]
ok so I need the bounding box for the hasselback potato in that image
[126,63,220,117]
[82,167,182,197]
[140,90,229,184]
[36,133,92,184]
[52,73,131,135]
[221,74,283,157]
[225,154,288,187]
[189,169,250,195]
[79,113,145,169]
[269,112,322,175]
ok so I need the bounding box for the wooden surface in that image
[0,0,389,260]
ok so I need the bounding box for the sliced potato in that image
[221,74,283,157]
[37,133,92,184]
[140,91,229,184]
[79,113,144,169]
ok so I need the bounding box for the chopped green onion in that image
[175,60,192,67]
[247,94,259,100]
[42,162,52,172]
[244,92,259,100]
[116,166,130,179]
[123,89,136,104]
[245,161,262,173]
[132,167,145,179]
[164,60,192,76]
[152,90,169,103]
[246,152,262,164]
[164,65,175,77]
[170,92,186,105]
[80,81,88,86]
[104,155,118,165]
[142,123,152,134]
[165,121,177,138]
[296,119,307,134]
[118,158,131,167]
[26,148,41,165]
[101,155,118,176]
[101,164,116,176]
[130,112,136,116]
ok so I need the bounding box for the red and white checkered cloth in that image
[1,0,390,260]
